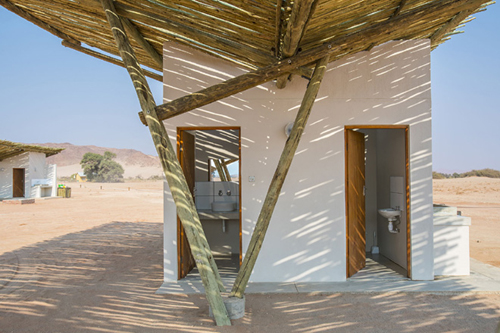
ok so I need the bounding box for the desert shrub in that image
[432,172,447,179]
[148,175,164,180]
[461,168,500,178]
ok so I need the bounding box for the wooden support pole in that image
[230,55,330,298]
[222,158,239,166]
[276,0,317,89]
[120,16,163,68]
[99,0,230,326]
[222,162,232,182]
[143,0,485,125]
[0,0,80,45]
[214,159,227,182]
[61,40,162,82]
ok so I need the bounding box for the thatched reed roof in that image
[0,140,64,161]
[0,0,493,83]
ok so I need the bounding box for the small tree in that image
[80,151,124,182]
[80,153,103,181]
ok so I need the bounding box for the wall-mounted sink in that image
[378,208,401,219]
[211,201,236,212]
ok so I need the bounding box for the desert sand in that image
[1,178,499,332]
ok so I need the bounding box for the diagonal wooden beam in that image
[120,16,163,68]
[391,0,408,18]
[98,0,231,326]
[230,55,330,298]
[61,40,162,82]
[0,0,80,45]
[143,0,487,126]
[276,0,318,89]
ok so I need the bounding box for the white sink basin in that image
[211,202,236,212]
[378,208,401,219]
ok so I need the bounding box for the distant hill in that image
[33,142,163,179]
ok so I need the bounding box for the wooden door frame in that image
[176,126,242,279]
[344,125,411,279]
[12,168,25,198]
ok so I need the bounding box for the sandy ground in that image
[1,179,499,332]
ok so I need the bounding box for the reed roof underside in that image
[1,0,493,82]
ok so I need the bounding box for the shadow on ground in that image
[0,221,499,332]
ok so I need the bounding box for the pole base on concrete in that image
[209,296,245,320]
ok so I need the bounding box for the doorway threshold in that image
[348,253,408,281]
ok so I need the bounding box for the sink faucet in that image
[218,190,223,196]
[227,190,231,196]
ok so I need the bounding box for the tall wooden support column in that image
[99,0,230,326]
[230,55,330,298]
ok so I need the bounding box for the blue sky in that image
[0,4,498,173]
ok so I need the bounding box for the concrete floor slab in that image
[156,255,500,295]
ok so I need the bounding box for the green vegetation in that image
[433,168,500,179]
[80,151,124,182]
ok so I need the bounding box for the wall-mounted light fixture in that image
[284,122,294,138]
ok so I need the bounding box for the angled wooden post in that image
[99,0,230,326]
[230,55,330,298]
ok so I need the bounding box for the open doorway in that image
[177,127,241,280]
[345,126,410,279]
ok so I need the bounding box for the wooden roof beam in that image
[391,0,408,18]
[276,0,318,89]
[61,40,162,82]
[430,8,477,46]
[274,0,284,57]
[366,0,408,52]
[143,0,488,126]
[0,0,80,45]
[120,17,163,68]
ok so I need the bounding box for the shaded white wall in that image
[201,219,239,255]
[375,130,407,269]
[194,129,239,181]
[162,39,434,282]
[362,130,378,252]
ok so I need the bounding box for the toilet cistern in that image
[378,208,401,234]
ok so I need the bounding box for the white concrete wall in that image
[28,152,48,198]
[433,207,470,276]
[162,39,434,282]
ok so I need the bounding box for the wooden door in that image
[178,131,196,279]
[346,130,366,277]
[12,168,25,198]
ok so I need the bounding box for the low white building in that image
[162,39,470,284]
[0,140,63,200]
